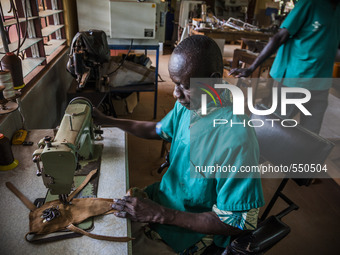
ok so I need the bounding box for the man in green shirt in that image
[230,0,340,134]
[95,35,264,254]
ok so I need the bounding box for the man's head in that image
[168,35,223,109]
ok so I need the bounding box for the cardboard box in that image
[111,92,138,115]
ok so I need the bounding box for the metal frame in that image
[260,179,299,221]
[108,44,160,119]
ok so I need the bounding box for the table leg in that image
[154,47,159,119]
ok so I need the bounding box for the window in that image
[0,0,66,85]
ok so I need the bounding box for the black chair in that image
[223,104,334,255]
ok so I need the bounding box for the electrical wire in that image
[11,0,21,56]
[107,39,134,76]
[0,2,9,54]
[13,0,29,56]
[0,0,29,56]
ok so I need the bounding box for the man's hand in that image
[228,68,254,78]
[113,196,242,236]
[229,28,290,79]
[112,196,167,223]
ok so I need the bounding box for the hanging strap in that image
[67,169,98,202]
[6,169,98,208]
[103,209,117,215]
[66,170,133,242]
[25,231,83,244]
[67,224,133,242]
[6,182,36,211]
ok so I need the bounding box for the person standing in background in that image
[230,0,340,134]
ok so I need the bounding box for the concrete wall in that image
[0,52,73,138]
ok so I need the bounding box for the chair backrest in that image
[250,104,334,185]
[223,104,336,255]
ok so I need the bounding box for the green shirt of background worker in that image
[94,35,264,254]
[230,0,340,134]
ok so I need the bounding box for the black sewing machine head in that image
[66,30,110,91]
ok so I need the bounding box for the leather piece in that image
[67,224,133,242]
[5,182,36,211]
[7,169,132,243]
[67,169,97,202]
[230,216,290,254]
[29,198,115,235]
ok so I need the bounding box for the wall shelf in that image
[0,38,43,60]
[44,39,66,55]
[22,57,46,77]
[41,25,64,37]
[3,16,38,27]
[39,10,63,18]
[0,0,65,82]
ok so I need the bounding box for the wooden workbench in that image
[0,128,131,255]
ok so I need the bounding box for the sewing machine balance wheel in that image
[69,97,94,114]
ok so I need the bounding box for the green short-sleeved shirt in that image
[145,101,265,252]
[270,0,340,90]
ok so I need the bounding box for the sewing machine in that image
[1,124,130,253]
[66,30,110,91]
[32,97,99,204]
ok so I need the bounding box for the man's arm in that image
[229,28,290,78]
[93,108,161,140]
[113,196,242,236]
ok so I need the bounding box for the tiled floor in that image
[116,48,340,255]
